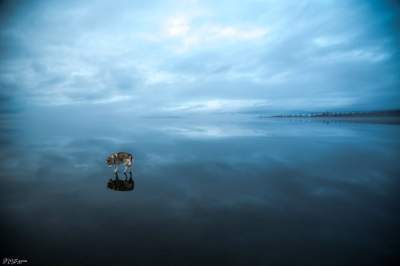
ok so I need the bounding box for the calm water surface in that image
[1,113,399,266]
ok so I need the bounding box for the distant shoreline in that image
[260,110,400,124]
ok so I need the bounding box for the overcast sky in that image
[0,0,399,114]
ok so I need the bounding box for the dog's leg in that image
[114,164,119,179]
[128,163,133,179]
[123,165,129,179]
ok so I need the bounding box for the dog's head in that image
[105,155,114,167]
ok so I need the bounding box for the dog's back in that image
[106,152,134,166]
[116,152,133,165]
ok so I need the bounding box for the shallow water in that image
[1,112,399,266]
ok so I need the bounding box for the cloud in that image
[209,26,267,40]
[165,99,269,113]
[165,17,190,37]
[313,36,348,47]
[0,0,399,113]
[162,18,269,53]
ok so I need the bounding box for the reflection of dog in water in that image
[106,152,134,179]
[107,177,134,191]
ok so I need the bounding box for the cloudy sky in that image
[0,0,399,114]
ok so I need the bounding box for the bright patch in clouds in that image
[209,26,267,40]
[161,15,268,52]
[165,17,190,37]
[313,36,347,47]
[166,99,269,113]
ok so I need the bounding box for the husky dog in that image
[106,152,134,178]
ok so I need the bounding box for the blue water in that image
[1,112,399,265]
